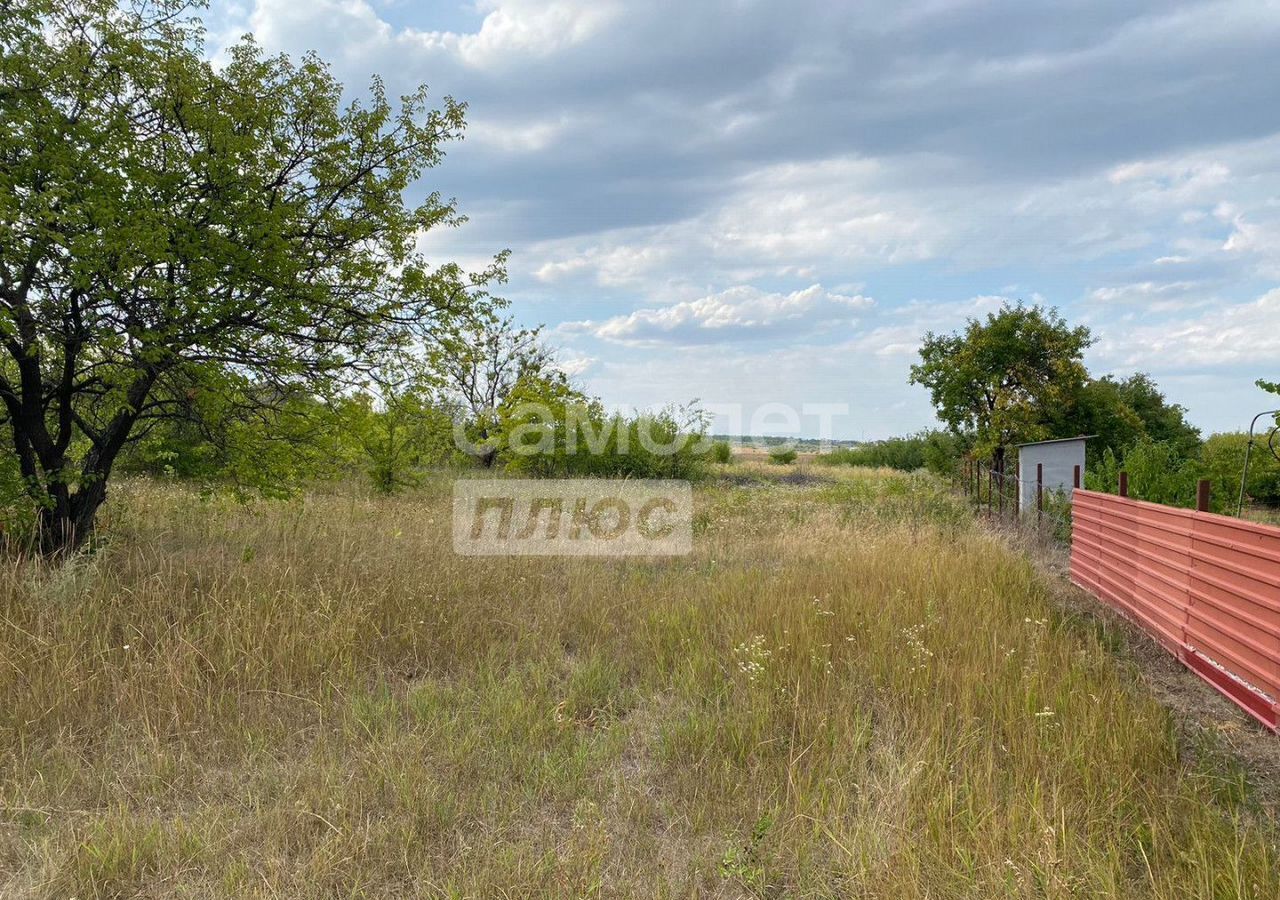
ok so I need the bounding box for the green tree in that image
[1050,372,1200,465]
[337,385,456,493]
[431,314,559,467]
[909,304,1092,474]
[1109,373,1200,457]
[0,0,500,551]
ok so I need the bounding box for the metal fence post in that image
[1119,471,1129,497]
[1073,464,1081,490]
[1036,463,1043,524]
[1197,479,1211,513]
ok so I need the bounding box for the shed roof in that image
[1014,435,1095,449]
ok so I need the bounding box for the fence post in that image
[1119,471,1129,497]
[1036,463,1043,524]
[998,466,1004,518]
[1073,464,1081,490]
[1197,479,1211,513]
[1014,461,1020,518]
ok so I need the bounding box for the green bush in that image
[1083,432,1280,515]
[815,431,960,474]
[768,447,798,465]
[1086,440,1203,509]
[710,441,733,464]
[500,397,712,481]
[1201,431,1280,509]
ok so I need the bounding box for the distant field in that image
[2,465,1277,897]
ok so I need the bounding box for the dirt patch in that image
[712,469,830,489]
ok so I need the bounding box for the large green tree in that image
[1055,372,1201,464]
[909,303,1093,473]
[0,0,500,551]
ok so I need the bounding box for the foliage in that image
[1085,431,1280,516]
[710,440,733,464]
[909,303,1092,472]
[0,0,499,551]
[502,396,712,480]
[431,314,558,468]
[1056,373,1201,465]
[334,388,458,494]
[113,380,359,495]
[919,429,966,477]
[818,438,923,471]
[1201,431,1280,509]
[818,434,915,472]
[1109,373,1201,457]
[1085,440,1204,510]
[767,447,798,465]
[816,431,964,476]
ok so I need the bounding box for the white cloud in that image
[1095,289,1280,369]
[534,243,673,287]
[568,284,874,345]
[466,115,571,154]
[1089,281,1202,302]
[418,0,622,69]
[551,353,597,377]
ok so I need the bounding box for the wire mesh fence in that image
[953,457,1074,544]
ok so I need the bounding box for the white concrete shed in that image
[1015,436,1091,511]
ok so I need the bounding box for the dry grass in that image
[1,467,1277,898]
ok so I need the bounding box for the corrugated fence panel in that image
[1070,490,1280,732]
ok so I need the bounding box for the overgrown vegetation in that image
[1087,432,1280,514]
[816,430,960,475]
[2,469,1276,896]
[767,446,798,464]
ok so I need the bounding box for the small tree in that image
[0,0,501,551]
[431,314,559,467]
[909,303,1092,474]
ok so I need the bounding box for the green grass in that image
[0,468,1276,897]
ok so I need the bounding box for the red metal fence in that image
[1071,489,1280,731]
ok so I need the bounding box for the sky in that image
[204,0,1280,440]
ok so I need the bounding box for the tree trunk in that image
[36,480,107,556]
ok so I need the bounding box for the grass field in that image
[2,464,1278,897]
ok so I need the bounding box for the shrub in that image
[500,399,712,481]
[768,447,798,465]
[1086,440,1202,509]
[816,431,957,473]
[711,441,733,464]
[1202,431,1280,509]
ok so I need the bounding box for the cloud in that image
[550,353,597,377]
[1094,289,1280,370]
[568,284,874,346]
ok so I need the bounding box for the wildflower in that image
[734,635,772,683]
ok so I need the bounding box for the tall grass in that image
[0,470,1275,897]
